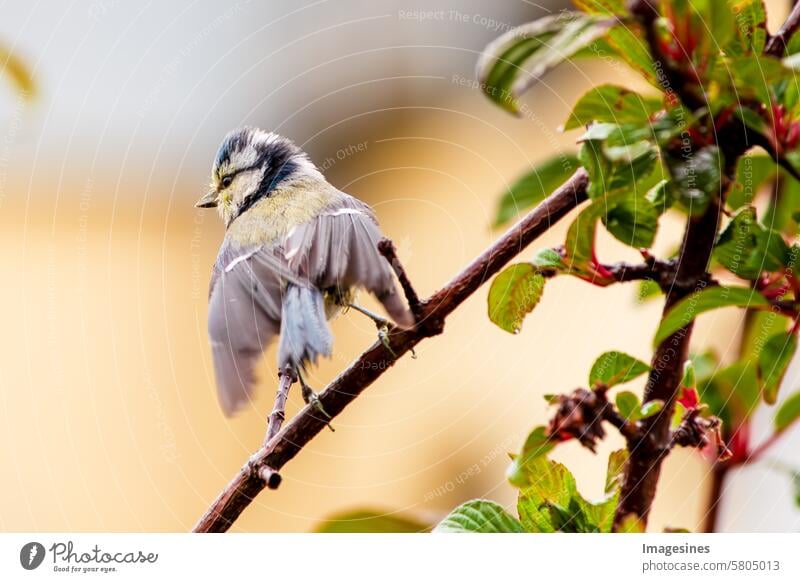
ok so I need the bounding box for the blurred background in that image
[0,0,798,532]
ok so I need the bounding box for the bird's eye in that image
[220,175,233,189]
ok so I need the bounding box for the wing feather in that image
[284,194,413,327]
[207,244,287,415]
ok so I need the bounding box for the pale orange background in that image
[0,0,797,532]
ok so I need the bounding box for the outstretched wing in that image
[207,244,289,415]
[283,193,413,327]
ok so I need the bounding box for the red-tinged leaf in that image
[678,387,699,410]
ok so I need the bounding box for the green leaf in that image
[728,0,767,55]
[572,0,627,15]
[646,179,671,214]
[727,155,778,209]
[589,351,650,387]
[765,172,800,236]
[775,391,800,432]
[700,360,760,427]
[664,146,723,215]
[564,190,658,279]
[636,280,662,303]
[517,457,617,532]
[488,264,546,334]
[565,201,604,273]
[654,286,770,346]
[682,360,697,390]
[316,510,428,533]
[616,390,641,421]
[434,500,524,533]
[605,449,628,494]
[602,193,659,248]
[713,55,790,105]
[477,13,615,114]
[759,332,797,404]
[531,247,566,271]
[714,206,790,279]
[699,0,736,51]
[639,399,664,419]
[494,154,580,227]
[507,426,555,488]
[793,472,800,508]
[616,514,646,532]
[565,85,663,130]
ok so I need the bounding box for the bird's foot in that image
[299,374,334,432]
[348,303,398,358]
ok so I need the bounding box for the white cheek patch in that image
[232,169,264,204]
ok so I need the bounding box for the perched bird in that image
[196,127,413,431]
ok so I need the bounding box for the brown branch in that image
[613,195,723,530]
[765,0,800,57]
[192,169,590,532]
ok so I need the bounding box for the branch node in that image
[258,466,282,490]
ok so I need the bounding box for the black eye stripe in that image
[219,162,262,186]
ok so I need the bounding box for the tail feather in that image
[278,285,333,370]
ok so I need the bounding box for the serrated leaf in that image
[564,191,658,279]
[616,390,641,421]
[654,286,770,346]
[507,426,555,488]
[565,85,663,130]
[602,193,659,248]
[434,500,524,533]
[316,510,428,533]
[589,351,650,387]
[665,146,723,215]
[714,206,790,279]
[517,456,617,532]
[494,154,580,227]
[488,264,546,334]
[477,13,615,114]
[759,332,797,404]
[775,391,800,431]
[728,0,767,55]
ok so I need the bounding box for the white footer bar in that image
[1,533,798,580]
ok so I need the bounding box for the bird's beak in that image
[195,190,218,208]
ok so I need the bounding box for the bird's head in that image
[196,127,319,224]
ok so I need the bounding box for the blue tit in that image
[196,127,413,416]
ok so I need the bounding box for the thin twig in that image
[378,238,424,324]
[765,0,800,57]
[192,169,590,532]
[265,369,295,445]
